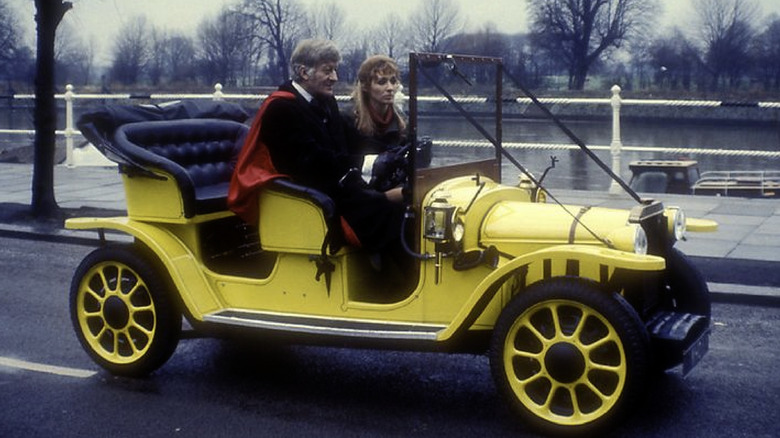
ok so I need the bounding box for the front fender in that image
[436,245,665,342]
[66,217,221,319]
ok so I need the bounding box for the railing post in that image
[64,84,75,167]
[609,84,623,195]
[213,83,224,101]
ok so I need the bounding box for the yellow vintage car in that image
[66,54,715,437]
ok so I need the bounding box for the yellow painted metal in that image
[121,172,186,221]
[66,217,223,318]
[502,299,628,426]
[480,202,640,254]
[73,260,157,364]
[435,245,665,341]
[67,171,666,346]
[258,188,330,254]
[687,218,718,232]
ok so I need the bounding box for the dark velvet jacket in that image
[255,81,404,252]
[260,81,362,196]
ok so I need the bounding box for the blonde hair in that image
[351,55,407,137]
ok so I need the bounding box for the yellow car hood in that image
[480,201,639,254]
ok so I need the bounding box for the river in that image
[2,104,779,191]
[418,116,780,191]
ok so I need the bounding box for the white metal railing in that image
[2,83,780,171]
[692,170,780,197]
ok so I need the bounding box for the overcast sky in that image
[9,0,780,64]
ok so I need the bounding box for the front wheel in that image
[490,278,649,437]
[70,245,180,377]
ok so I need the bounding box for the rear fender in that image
[437,245,665,342]
[66,217,221,319]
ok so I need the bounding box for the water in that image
[418,116,780,191]
[2,103,779,191]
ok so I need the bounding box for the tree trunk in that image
[31,0,72,219]
[570,63,589,90]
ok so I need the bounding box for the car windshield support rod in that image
[415,57,612,248]
[415,60,539,187]
[500,66,643,204]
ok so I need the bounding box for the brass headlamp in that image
[424,197,458,243]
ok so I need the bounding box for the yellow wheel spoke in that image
[84,287,105,303]
[129,320,153,336]
[511,350,542,363]
[569,385,583,418]
[82,309,102,318]
[581,333,615,352]
[88,326,107,343]
[124,281,143,298]
[570,308,591,340]
[99,269,118,295]
[541,380,559,409]
[522,318,547,343]
[588,361,622,373]
[124,331,142,355]
[130,304,154,313]
[581,379,611,401]
[550,303,563,340]
[111,329,120,356]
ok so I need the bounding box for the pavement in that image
[0,160,779,306]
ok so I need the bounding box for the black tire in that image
[489,278,649,437]
[70,244,180,377]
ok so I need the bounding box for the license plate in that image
[682,328,710,378]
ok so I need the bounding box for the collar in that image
[291,81,313,103]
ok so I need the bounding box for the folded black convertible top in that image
[76,100,251,167]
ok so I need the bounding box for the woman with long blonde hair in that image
[346,55,408,198]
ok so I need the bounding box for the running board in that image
[202,310,445,341]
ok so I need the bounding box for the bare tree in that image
[0,0,22,68]
[197,8,251,86]
[647,28,701,91]
[370,13,408,58]
[32,0,72,219]
[54,21,95,86]
[166,33,197,84]
[239,0,307,85]
[752,15,780,91]
[408,0,463,53]
[528,0,658,90]
[109,15,150,85]
[694,0,758,90]
[147,26,167,86]
[310,2,349,41]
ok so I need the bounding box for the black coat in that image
[260,81,404,252]
[342,110,406,155]
[260,81,361,195]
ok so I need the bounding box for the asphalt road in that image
[0,236,778,438]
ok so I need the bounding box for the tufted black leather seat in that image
[113,119,248,217]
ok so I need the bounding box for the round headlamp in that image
[665,207,687,242]
[634,226,648,255]
[672,208,686,241]
[452,219,465,243]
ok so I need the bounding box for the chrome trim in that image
[203,310,445,341]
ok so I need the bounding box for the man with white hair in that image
[229,39,405,258]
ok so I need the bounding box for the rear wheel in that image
[70,245,180,377]
[490,278,649,436]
